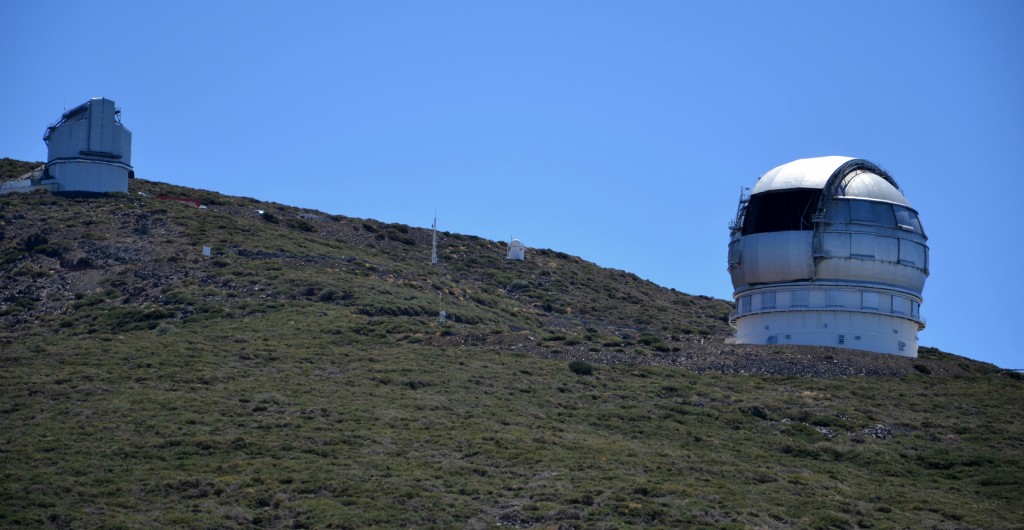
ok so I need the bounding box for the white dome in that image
[727,156,928,357]
[752,156,909,206]
[752,156,851,193]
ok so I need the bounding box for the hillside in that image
[0,157,43,181]
[1,169,1022,528]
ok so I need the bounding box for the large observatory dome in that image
[727,156,928,356]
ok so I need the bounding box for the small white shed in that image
[506,239,525,261]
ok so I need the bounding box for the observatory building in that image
[726,156,928,357]
[42,97,133,193]
[507,239,526,261]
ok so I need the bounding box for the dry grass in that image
[0,171,1021,528]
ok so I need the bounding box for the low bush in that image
[568,360,593,376]
[744,405,770,420]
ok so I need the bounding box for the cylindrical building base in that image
[728,310,919,357]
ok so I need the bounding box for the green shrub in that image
[508,280,530,292]
[31,243,65,258]
[568,360,593,376]
[638,334,660,346]
[385,230,416,245]
[318,288,342,302]
[744,405,770,420]
[21,233,48,251]
[1,249,23,265]
[288,219,316,232]
[153,323,177,336]
[72,293,107,308]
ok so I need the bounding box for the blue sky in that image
[3,1,1022,368]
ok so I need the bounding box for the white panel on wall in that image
[862,291,879,310]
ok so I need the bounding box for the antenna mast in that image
[431,213,438,265]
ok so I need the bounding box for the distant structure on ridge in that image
[727,156,929,357]
[431,214,438,265]
[2,97,133,196]
[506,239,525,261]
[43,97,133,193]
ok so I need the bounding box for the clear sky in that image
[3,1,1022,368]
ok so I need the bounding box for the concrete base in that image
[729,310,919,357]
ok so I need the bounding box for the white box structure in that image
[506,239,525,261]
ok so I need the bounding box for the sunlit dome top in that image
[751,156,910,206]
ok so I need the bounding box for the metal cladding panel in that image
[48,119,90,161]
[735,231,814,286]
[87,99,121,156]
[47,98,130,162]
[823,233,851,258]
[48,161,129,193]
[122,128,132,164]
[899,241,927,268]
[89,99,104,152]
[815,258,927,293]
[876,237,899,262]
[827,232,906,262]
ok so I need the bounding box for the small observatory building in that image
[42,97,133,193]
[507,239,526,261]
[727,156,928,357]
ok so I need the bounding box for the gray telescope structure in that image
[43,97,133,193]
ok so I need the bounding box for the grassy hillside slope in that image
[0,173,1022,528]
[0,158,43,181]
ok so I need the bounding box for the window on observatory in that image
[848,200,897,226]
[874,202,897,226]
[742,189,822,235]
[894,206,924,234]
